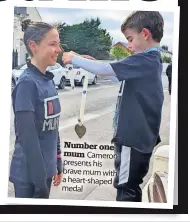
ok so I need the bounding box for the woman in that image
[10,19,63,198]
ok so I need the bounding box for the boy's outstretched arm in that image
[62,51,116,77]
[63,50,160,81]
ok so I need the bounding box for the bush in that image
[110,45,132,60]
[161,55,172,63]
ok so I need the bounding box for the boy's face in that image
[123,28,150,54]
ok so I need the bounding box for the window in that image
[56,63,61,68]
[62,64,66,68]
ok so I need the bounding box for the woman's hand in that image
[53,173,63,186]
[53,156,63,186]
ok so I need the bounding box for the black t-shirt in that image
[110,51,164,153]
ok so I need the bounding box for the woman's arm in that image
[13,80,49,197]
[56,131,63,175]
[53,131,63,186]
[16,111,49,197]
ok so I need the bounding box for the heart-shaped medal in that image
[75,124,86,139]
[75,71,88,139]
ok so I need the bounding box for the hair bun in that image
[21,19,32,31]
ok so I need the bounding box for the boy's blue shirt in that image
[10,63,61,185]
[110,49,164,153]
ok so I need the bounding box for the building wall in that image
[27,7,42,21]
[13,7,42,66]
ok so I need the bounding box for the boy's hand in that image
[81,55,96,60]
[71,51,96,60]
[62,51,96,64]
[62,51,75,64]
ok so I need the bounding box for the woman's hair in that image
[21,19,54,56]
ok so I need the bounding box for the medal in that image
[67,64,75,90]
[75,71,88,138]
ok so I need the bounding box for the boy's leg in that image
[13,182,35,198]
[113,143,152,202]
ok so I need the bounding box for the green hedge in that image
[161,55,172,63]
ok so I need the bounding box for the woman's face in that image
[29,28,62,67]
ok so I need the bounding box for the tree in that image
[57,18,113,60]
[110,45,132,60]
[56,43,66,65]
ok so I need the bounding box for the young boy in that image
[62,11,164,202]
